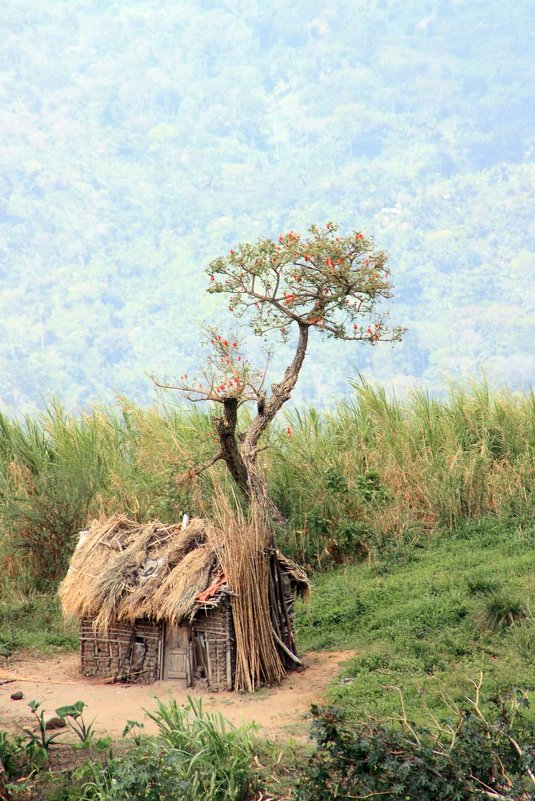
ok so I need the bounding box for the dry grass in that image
[211,494,286,692]
[59,514,216,632]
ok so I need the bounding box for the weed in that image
[510,623,535,662]
[77,697,256,801]
[55,701,96,746]
[479,594,529,632]
[465,573,502,596]
[22,700,65,752]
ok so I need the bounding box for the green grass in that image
[0,589,78,657]
[295,518,535,722]
[1,382,535,585]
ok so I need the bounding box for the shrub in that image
[479,594,529,632]
[295,683,535,801]
[79,697,256,801]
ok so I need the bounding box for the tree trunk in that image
[215,321,310,521]
[215,397,250,496]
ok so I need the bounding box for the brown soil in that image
[0,650,352,742]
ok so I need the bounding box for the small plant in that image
[122,719,145,746]
[510,622,535,661]
[55,701,96,746]
[479,593,528,632]
[22,700,65,752]
[466,573,502,596]
[354,470,391,506]
[0,729,22,781]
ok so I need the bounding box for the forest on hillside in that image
[1,0,534,414]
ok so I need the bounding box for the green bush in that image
[295,689,535,801]
[479,594,529,632]
[79,697,256,801]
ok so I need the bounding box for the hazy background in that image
[1,0,534,413]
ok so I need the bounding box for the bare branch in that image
[176,451,224,484]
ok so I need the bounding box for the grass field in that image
[296,517,535,722]
[0,590,77,658]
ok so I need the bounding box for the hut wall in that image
[192,600,235,691]
[80,617,161,684]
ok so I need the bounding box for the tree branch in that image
[176,451,224,484]
[243,321,309,453]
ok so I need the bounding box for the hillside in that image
[1,1,534,413]
[296,519,535,722]
[1,386,534,799]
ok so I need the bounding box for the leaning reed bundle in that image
[212,496,285,692]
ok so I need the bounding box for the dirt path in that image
[0,650,352,741]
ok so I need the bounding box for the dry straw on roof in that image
[59,514,219,632]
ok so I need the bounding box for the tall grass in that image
[271,381,535,564]
[0,382,534,589]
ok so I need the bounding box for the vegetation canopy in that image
[154,223,403,514]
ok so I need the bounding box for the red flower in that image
[209,274,215,282]
[286,426,292,437]
[232,341,237,348]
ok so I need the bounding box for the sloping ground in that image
[295,518,535,722]
[0,650,351,741]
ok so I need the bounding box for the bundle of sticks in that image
[213,499,286,692]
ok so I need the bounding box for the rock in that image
[10,690,23,700]
[44,716,66,730]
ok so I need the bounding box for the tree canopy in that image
[156,224,402,512]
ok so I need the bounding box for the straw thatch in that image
[59,514,220,632]
[59,513,309,637]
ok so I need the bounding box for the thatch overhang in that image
[59,514,309,633]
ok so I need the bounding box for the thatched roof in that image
[59,514,308,632]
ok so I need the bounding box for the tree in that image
[156,222,404,519]
[154,222,403,688]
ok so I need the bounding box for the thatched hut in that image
[59,515,308,689]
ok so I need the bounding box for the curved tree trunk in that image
[215,322,309,523]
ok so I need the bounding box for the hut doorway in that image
[162,623,190,683]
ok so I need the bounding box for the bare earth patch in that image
[0,650,352,741]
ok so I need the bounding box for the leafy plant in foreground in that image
[295,677,535,801]
[55,701,96,747]
[79,697,256,801]
[21,701,64,752]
